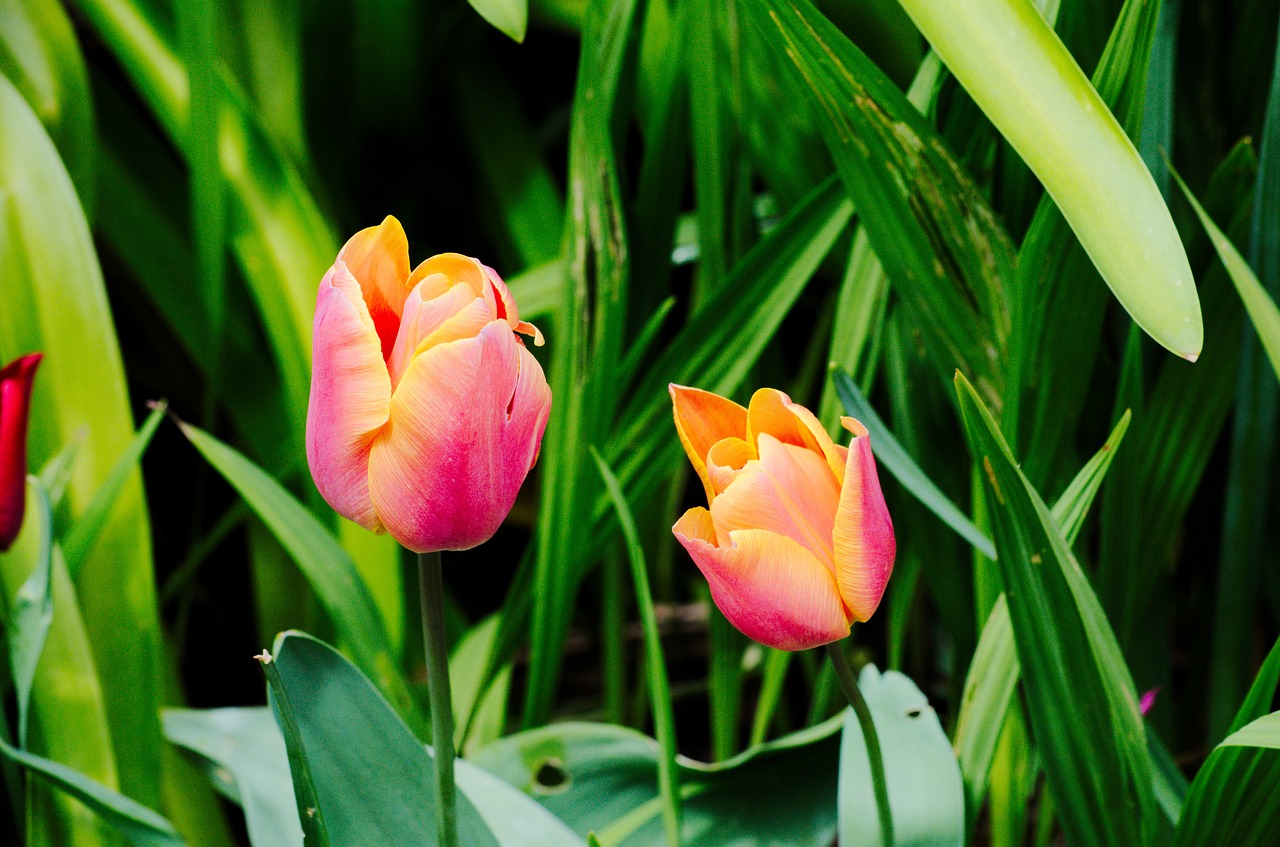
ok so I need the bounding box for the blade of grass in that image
[178,420,418,730]
[592,448,682,847]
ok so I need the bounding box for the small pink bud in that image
[0,353,41,551]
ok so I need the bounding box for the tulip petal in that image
[673,509,850,651]
[0,353,41,551]
[306,265,393,531]
[708,434,840,569]
[705,436,754,496]
[746,387,846,483]
[368,321,550,552]
[338,216,411,359]
[832,419,896,621]
[484,264,545,346]
[387,282,476,388]
[408,253,491,303]
[670,384,748,502]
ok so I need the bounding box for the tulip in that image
[670,385,895,650]
[1,353,41,551]
[306,216,551,553]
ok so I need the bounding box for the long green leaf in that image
[0,69,163,807]
[747,0,1015,407]
[178,422,417,728]
[955,371,1155,847]
[0,737,182,847]
[4,479,53,748]
[896,0,1201,359]
[1175,712,1280,846]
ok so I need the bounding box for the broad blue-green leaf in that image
[4,479,53,747]
[163,707,303,847]
[263,631,582,847]
[839,666,964,847]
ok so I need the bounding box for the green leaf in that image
[1171,166,1280,381]
[4,479,53,748]
[953,409,1130,822]
[746,0,1015,406]
[955,371,1156,847]
[63,401,166,577]
[0,68,163,808]
[0,736,182,847]
[263,631,582,847]
[471,718,842,846]
[163,707,304,847]
[178,421,416,727]
[834,370,995,559]
[466,0,528,42]
[896,0,1202,359]
[838,666,964,847]
[1175,712,1280,846]
[449,616,511,756]
[591,448,681,846]
[1229,636,1280,736]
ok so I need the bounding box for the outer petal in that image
[708,434,840,569]
[337,216,411,359]
[484,264,545,346]
[367,321,550,552]
[669,384,748,502]
[673,509,850,651]
[832,418,896,622]
[0,353,41,551]
[306,263,392,531]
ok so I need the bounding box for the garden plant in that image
[1,0,1279,845]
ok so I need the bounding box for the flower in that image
[670,384,895,650]
[1,353,41,551]
[306,216,551,553]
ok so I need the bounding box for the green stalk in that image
[826,642,893,847]
[419,551,457,847]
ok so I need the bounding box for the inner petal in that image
[705,436,756,497]
[387,282,477,388]
[708,434,841,570]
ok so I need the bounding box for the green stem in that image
[826,642,893,847]
[419,551,457,847]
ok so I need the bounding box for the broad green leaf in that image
[838,666,964,847]
[472,718,842,846]
[0,69,162,807]
[834,370,995,559]
[955,371,1155,847]
[0,736,182,847]
[746,0,1015,408]
[178,422,417,728]
[0,0,96,207]
[506,260,565,322]
[466,0,528,42]
[1220,712,1280,750]
[263,631,581,847]
[1229,636,1280,736]
[896,0,1202,359]
[164,707,303,847]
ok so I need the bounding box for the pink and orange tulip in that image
[306,217,551,553]
[670,385,895,650]
[1,353,40,551]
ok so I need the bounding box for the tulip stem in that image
[826,642,894,847]
[419,550,458,847]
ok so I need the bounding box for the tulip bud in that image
[306,217,551,553]
[670,385,895,651]
[1,353,41,551]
